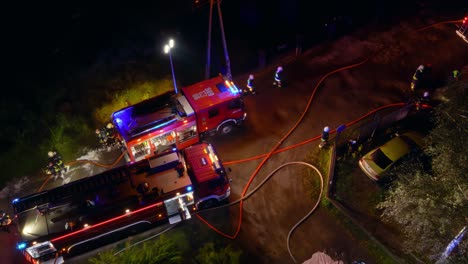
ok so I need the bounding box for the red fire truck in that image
[111,75,246,163]
[13,142,230,262]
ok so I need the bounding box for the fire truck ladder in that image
[456,17,468,43]
[12,167,130,215]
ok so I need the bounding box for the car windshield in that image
[370,148,393,169]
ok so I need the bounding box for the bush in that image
[93,79,174,124]
[195,242,242,264]
[88,234,183,264]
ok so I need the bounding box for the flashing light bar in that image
[206,145,221,169]
[51,201,163,243]
[224,80,240,94]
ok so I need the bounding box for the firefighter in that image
[416,91,430,111]
[321,126,330,142]
[245,74,256,95]
[104,123,118,146]
[47,150,67,179]
[0,210,12,233]
[96,128,106,146]
[273,66,283,88]
[48,151,65,171]
[452,70,461,81]
[47,162,65,180]
[319,126,330,149]
[411,65,424,92]
[347,139,362,158]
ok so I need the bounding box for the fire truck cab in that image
[112,75,245,163]
[183,142,231,209]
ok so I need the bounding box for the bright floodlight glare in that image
[164,45,170,54]
[169,39,174,48]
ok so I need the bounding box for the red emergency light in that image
[464,17,467,24]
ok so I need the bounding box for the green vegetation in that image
[325,206,398,264]
[87,223,245,264]
[302,146,331,207]
[301,142,398,263]
[93,79,174,123]
[88,234,183,264]
[0,68,173,188]
[195,242,243,264]
[378,80,468,262]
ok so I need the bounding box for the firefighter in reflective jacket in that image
[245,74,256,95]
[319,126,330,149]
[96,128,106,145]
[48,151,64,169]
[273,66,283,88]
[321,126,330,142]
[452,70,461,81]
[411,65,424,92]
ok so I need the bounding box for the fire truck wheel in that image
[218,122,235,135]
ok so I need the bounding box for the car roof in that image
[377,131,425,162]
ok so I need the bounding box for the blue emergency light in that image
[17,242,27,250]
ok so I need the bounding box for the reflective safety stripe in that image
[275,73,281,82]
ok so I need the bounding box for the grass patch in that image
[301,145,399,264]
[93,79,174,124]
[325,205,398,264]
[302,146,331,207]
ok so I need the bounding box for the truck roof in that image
[111,92,184,141]
[25,241,57,258]
[14,150,192,243]
[181,76,241,112]
[183,143,224,183]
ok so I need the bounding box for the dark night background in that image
[3,0,420,91]
[1,0,465,158]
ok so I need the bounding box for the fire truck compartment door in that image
[164,195,193,224]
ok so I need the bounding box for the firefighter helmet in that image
[95,129,100,134]
[48,151,54,158]
[323,126,330,133]
[277,66,283,72]
[249,74,254,80]
[417,65,424,72]
[106,123,114,129]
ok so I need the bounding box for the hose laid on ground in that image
[113,223,178,256]
[37,150,126,192]
[196,58,368,240]
[196,18,456,263]
[195,161,323,263]
[222,102,406,166]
